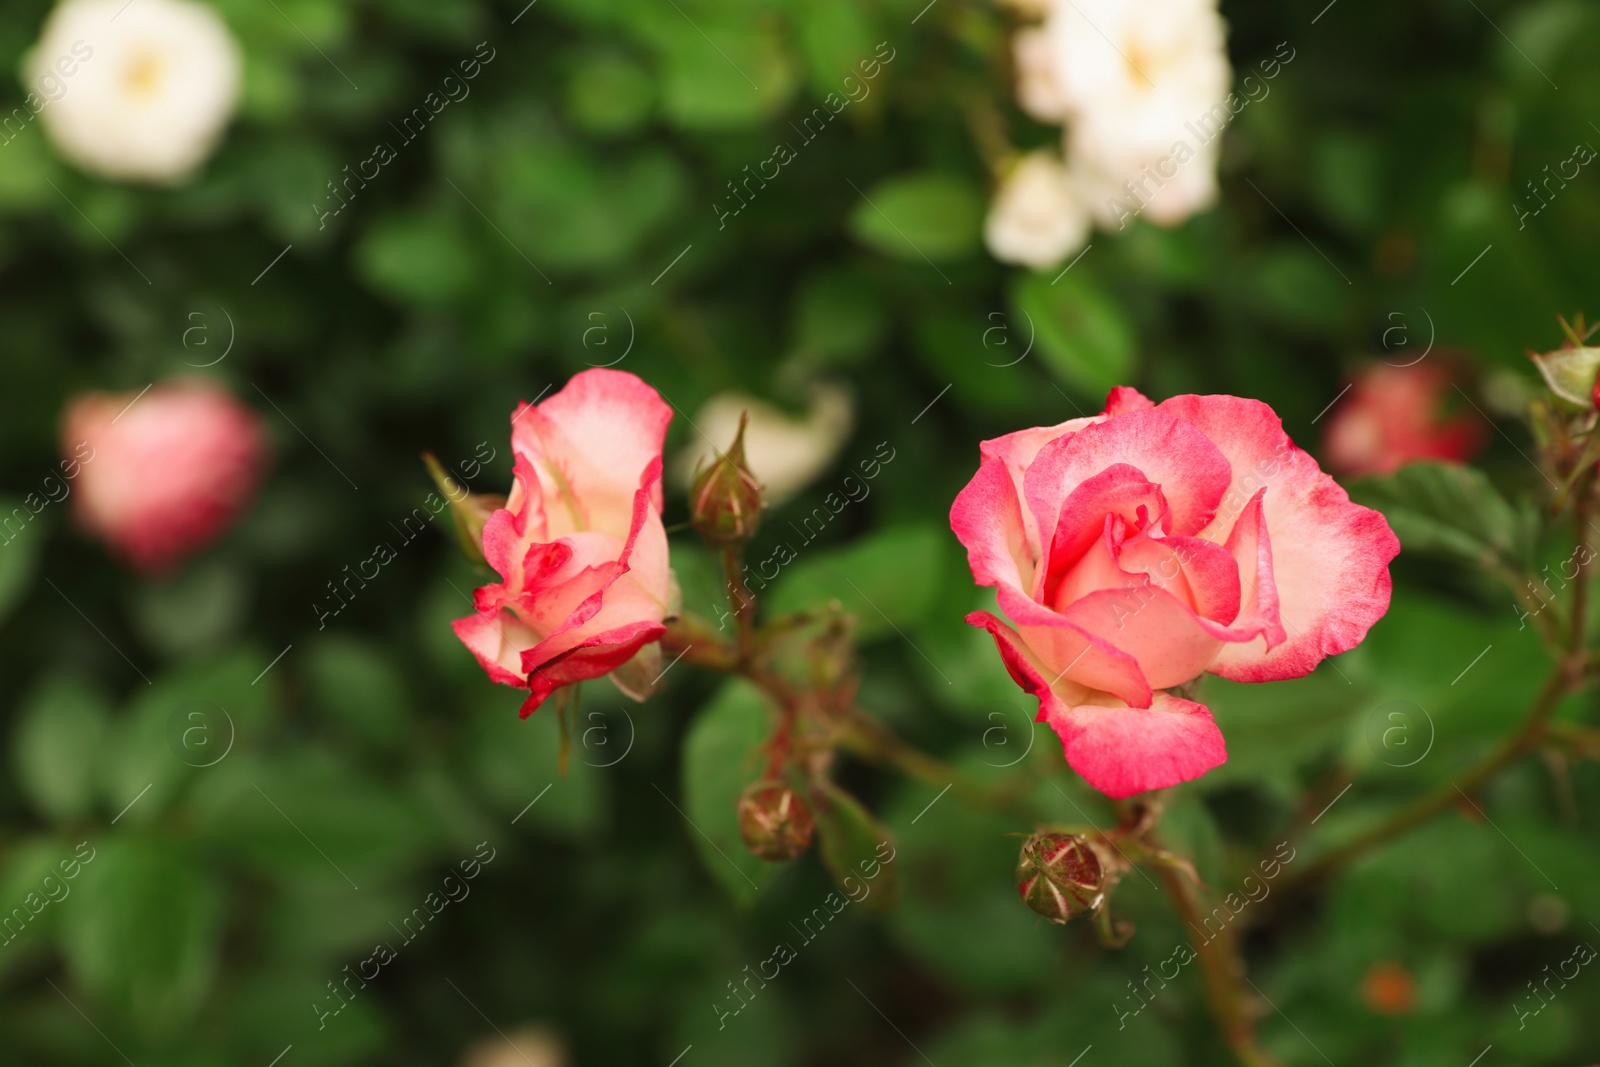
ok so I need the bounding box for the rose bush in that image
[951,386,1400,797]
[61,377,267,573]
[453,368,675,716]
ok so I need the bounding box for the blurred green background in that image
[2,0,1600,1063]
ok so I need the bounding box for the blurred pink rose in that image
[1321,363,1485,478]
[951,386,1398,798]
[454,369,674,717]
[62,378,268,573]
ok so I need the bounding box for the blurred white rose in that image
[999,0,1231,245]
[1070,127,1222,228]
[25,0,241,183]
[673,384,854,505]
[460,1027,567,1067]
[984,151,1089,268]
[1013,25,1068,121]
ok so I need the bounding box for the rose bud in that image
[1016,832,1105,923]
[1321,362,1485,478]
[1530,343,1600,411]
[689,413,762,547]
[61,378,268,574]
[737,780,815,862]
[423,452,505,567]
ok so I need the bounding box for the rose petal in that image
[512,367,673,538]
[1157,394,1398,681]
[950,455,1036,594]
[1042,693,1228,798]
[1024,409,1231,559]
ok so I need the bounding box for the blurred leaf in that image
[789,266,887,367]
[466,691,606,839]
[647,17,798,130]
[104,649,277,825]
[0,498,42,624]
[681,680,778,905]
[849,172,983,263]
[564,49,656,135]
[810,778,897,916]
[13,674,108,824]
[1349,461,1539,577]
[884,765,1055,992]
[356,213,479,306]
[1011,269,1136,398]
[306,635,411,750]
[766,523,948,642]
[61,838,221,1033]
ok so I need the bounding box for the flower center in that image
[121,49,167,100]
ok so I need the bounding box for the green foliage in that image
[3,0,1600,1062]
[681,681,780,904]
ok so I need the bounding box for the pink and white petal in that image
[966,610,1096,718]
[452,610,539,689]
[1040,464,1169,601]
[521,620,668,717]
[479,453,548,585]
[996,586,1154,708]
[1055,585,1225,690]
[1157,396,1398,680]
[1103,385,1154,417]
[978,416,1098,557]
[1135,534,1242,626]
[512,368,672,537]
[1213,488,1286,653]
[479,533,622,636]
[1042,694,1228,798]
[951,455,1036,593]
[1023,410,1231,554]
[514,457,672,674]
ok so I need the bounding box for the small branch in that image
[722,546,758,661]
[1143,828,1280,1067]
[1272,654,1573,905]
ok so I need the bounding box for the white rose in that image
[1017,0,1231,231]
[674,384,854,505]
[460,1027,567,1067]
[1013,26,1068,123]
[984,150,1090,268]
[1069,123,1222,228]
[1048,0,1230,130]
[25,0,242,183]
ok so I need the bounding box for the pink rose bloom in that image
[62,378,268,573]
[454,369,674,717]
[1322,363,1485,478]
[951,387,1399,798]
